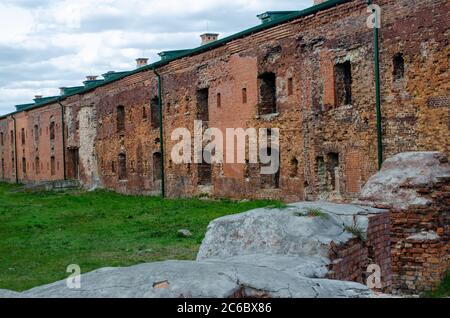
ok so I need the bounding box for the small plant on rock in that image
[343,223,366,243]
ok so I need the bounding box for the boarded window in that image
[153,152,162,181]
[35,157,40,175]
[118,154,127,180]
[51,156,56,176]
[49,122,55,140]
[335,61,352,106]
[327,153,339,191]
[258,72,277,115]
[22,157,27,175]
[260,147,280,189]
[21,128,25,145]
[150,97,160,129]
[117,106,125,132]
[288,77,294,96]
[242,88,247,104]
[197,88,209,122]
[393,53,405,80]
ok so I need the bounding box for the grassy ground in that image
[422,271,450,298]
[0,182,282,292]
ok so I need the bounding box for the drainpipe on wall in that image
[368,0,384,170]
[57,99,67,180]
[11,115,18,184]
[153,68,166,198]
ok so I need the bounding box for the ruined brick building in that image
[0,0,449,202]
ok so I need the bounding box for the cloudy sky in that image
[0,0,311,115]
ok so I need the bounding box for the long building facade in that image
[0,0,449,202]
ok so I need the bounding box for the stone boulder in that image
[356,152,450,210]
[197,202,385,262]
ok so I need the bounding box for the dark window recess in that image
[117,106,125,132]
[22,157,27,175]
[111,161,116,174]
[242,88,247,104]
[35,157,40,175]
[1,158,4,178]
[142,106,147,119]
[288,77,294,96]
[260,147,280,189]
[153,152,162,181]
[327,153,339,191]
[118,154,127,180]
[335,61,352,106]
[21,128,25,145]
[258,72,277,115]
[393,53,405,80]
[0,132,3,146]
[197,88,209,122]
[289,157,299,178]
[10,130,14,145]
[216,93,221,108]
[34,125,39,142]
[49,122,55,140]
[50,156,56,176]
[197,162,212,186]
[150,97,160,129]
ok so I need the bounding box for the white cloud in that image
[0,0,312,115]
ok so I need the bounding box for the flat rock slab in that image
[1,261,373,298]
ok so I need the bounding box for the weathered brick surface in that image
[389,179,450,294]
[327,212,392,292]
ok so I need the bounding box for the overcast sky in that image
[0,0,311,115]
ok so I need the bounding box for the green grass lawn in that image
[0,182,281,292]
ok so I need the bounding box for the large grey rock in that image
[197,202,386,261]
[0,290,22,298]
[357,152,450,210]
[2,261,372,298]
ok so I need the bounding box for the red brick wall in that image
[390,179,450,294]
[327,212,392,292]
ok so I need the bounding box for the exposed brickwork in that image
[389,178,450,294]
[328,212,392,292]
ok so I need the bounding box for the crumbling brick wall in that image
[389,179,450,294]
[327,212,392,293]
[358,151,450,294]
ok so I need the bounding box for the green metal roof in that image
[158,50,192,61]
[61,86,85,95]
[257,11,300,24]
[102,71,131,81]
[15,103,35,111]
[0,0,348,119]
